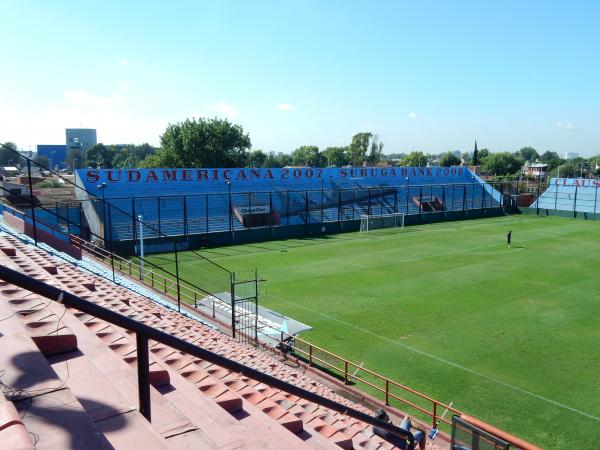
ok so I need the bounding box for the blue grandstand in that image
[531,178,600,214]
[74,166,503,247]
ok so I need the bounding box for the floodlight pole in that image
[138,215,144,279]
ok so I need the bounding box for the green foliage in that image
[86,143,116,169]
[0,142,20,166]
[539,151,563,170]
[265,152,292,168]
[67,148,85,170]
[482,152,521,175]
[478,148,490,161]
[33,155,50,169]
[322,146,349,166]
[367,136,384,165]
[551,159,585,178]
[516,146,539,162]
[438,152,461,167]
[348,132,372,166]
[248,150,267,167]
[142,117,251,168]
[36,179,64,188]
[112,143,157,168]
[291,145,322,166]
[401,151,428,167]
[472,142,479,166]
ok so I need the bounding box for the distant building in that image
[564,152,580,160]
[65,128,97,153]
[523,162,548,180]
[37,144,67,169]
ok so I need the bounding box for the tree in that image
[367,136,384,166]
[265,152,292,167]
[348,132,372,166]
[439,152,461,167]
[112,143,158,168]
[402,151,428,167]
[292,146,322,166]
[142,117,251,168]
[322,146,349,166]
[0,142,20,166]
[472,141,479,166]
[539,151,563,170]
[67,148,85,170]
[248,149,267,167]
[482,152,522,176]
[86,143,116,168]
[33,155,50,169]
[478,148,490,161]
[516,147,539,163]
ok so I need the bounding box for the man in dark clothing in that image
[372,409,425,450]
[507,230,512,247]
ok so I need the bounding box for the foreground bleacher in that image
[0,232,445,449]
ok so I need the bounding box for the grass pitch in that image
[145,215,600,449]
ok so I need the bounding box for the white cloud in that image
[197,101,240,120]
[277,103,293,111]
[409,112,418,119]
[216,101,238,118]
[64,90,123,107]
[555,121,578,132]
[120,59,129,66]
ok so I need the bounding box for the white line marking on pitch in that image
[273,295,600,423]
[352,362,364,376]
[336,259,368,269]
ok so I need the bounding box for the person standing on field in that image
[507,230,512,247]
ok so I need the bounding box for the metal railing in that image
[0,265,416,450]
[273,330,462,429]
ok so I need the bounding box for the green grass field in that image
[144,215,600,449]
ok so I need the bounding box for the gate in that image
[231,269,259,344]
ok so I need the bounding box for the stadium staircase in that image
[0,226,444,449]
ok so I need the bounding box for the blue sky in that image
[1,1,599,155]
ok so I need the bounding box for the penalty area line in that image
[275,296,600,424]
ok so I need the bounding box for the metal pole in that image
[132,198,137,242]
[174,243,181,312]
[231,272,236,338]
[248,192,252,229]
[205,194,209,236]
[157,196,161,235]
[573,185,578,218]
[78,203,84,238]
[554,182,558,211]
[304,190,309,236]
[418,187,422,213]
[405,178,410,214]
[26,160,38,245]
[136,333,151,421]
[594,184,598,215]
[183,195,188,237]
[107,205,116,282]
[269,191,273,232]
[138,215,144,280]
[227,182,233,243]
